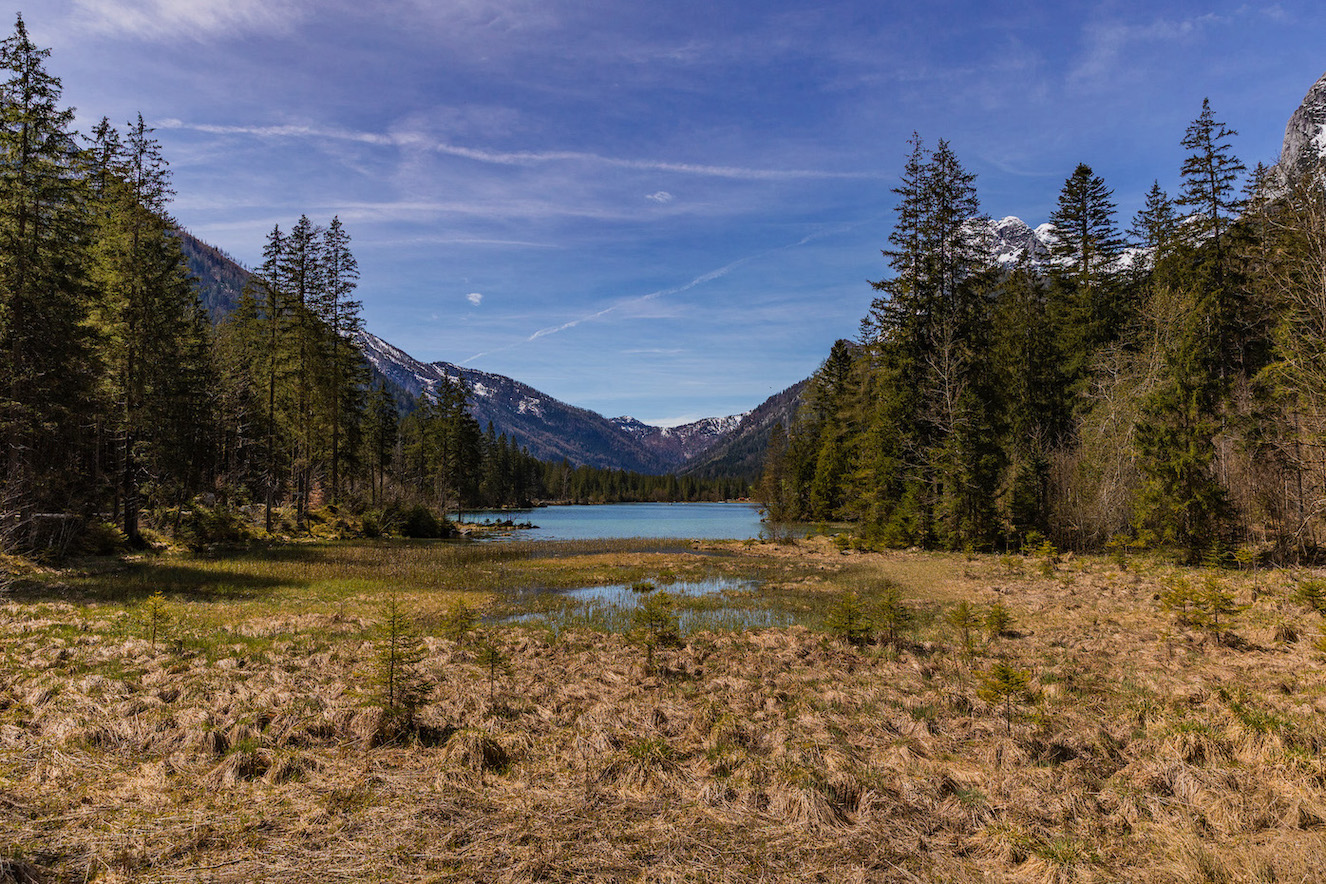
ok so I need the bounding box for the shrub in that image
[475,636,508,703]
[177,505,250,550]
[1160,577,1201,624]
[79,520,126,556]
[361,511,385,538]
[399,505,454,539]
[632,590,679,673]
[979,662,1033,733]
[876,585,912,648]
[1292,579,1326,615]
[1105,534,1129,571]
[946,600,982,657]
[441,602,478,641]
[827,591,872,646]
[143,591,170,653]
[985,603,1014,639]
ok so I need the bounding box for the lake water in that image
[501,576,796,635]
[456,501,768,541]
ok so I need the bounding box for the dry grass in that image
[1,538,1325,882]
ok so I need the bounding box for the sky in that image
[20,1,1326,425]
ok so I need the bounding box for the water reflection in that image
[500,576,794,635]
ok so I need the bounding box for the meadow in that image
[2,536,1325,883]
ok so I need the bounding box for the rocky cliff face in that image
[1279,70,1326,177]
[984,216,1056,268]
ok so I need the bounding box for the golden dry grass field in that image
[2,537,1325,883]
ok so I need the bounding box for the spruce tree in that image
[281,214,323,527]
[990,258,1061,541]
[89,115,208,545]
[1046,163,1125,387]
[365,384,398,506]
[1177,98,1245,271]
[1129,180,1178,261]
[317,216,363,505]
[0,14,97,545]
[855,137,993,548]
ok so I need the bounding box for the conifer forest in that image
[761,108,1326,564]
[0,16,737,556]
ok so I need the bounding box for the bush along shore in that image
[2,536,1326,882]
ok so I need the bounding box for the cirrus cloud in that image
[72,0,309,41]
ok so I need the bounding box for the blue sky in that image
[23,1,1326,425]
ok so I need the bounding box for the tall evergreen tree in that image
[855,137,994,547]
[1046,163,1126,392]
[89,115,210,544]
[1177,98,1246,271]
[317,216,362,504]
[0,14,97,546]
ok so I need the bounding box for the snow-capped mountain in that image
[355,329,750,473]
[984,216,1057,268]
[610,413,748,466]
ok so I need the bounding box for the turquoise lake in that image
[455,500,768,541]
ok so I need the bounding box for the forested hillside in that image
[177,230,249,320]
[680,380,807,480]
[761,95,1326,563]
[0,16,741,554]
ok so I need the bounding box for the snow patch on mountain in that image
[354,329,750,472]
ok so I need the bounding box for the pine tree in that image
[1047,163,1126,373]
[0,14,97,547]
[316,216,363,505]
[1177,98,1246,271]
[1129,180,1178,261]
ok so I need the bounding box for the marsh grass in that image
[5,537,1326,882]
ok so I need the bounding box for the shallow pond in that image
[500,576,795,635]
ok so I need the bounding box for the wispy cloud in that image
[1070,13,1230,90]
[157,119,879,182]
[462,221,874,364]
[467,292,484,306]
[646,191,673,203]
[73,0,308,40]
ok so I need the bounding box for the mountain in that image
[1278,70,1326,179]
[354,330,761,474]
[985,215,1056,267]
[177,229,250,320]
[610,414,746,466]
[170,227,782,475]
[679,380,808,480]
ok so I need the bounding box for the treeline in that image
[541,461,747,504]
[0,16,215,551]
[385,375,746,509]
[762,101,1326,563]
[0,17,740,554]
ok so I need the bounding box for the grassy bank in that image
[2,538,1325,882]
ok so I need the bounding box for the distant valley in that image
[177,230,803,477]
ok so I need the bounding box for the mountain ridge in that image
[355,329,742,473]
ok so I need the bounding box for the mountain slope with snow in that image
[355,330,751,473]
